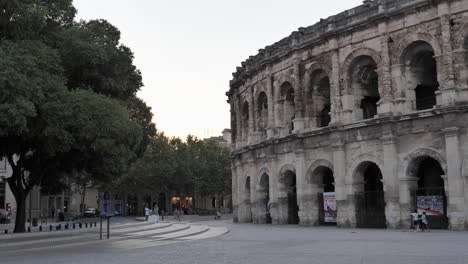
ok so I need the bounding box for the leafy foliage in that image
[118,134,232,204]
[0,0,153,232]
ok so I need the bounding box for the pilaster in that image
[443,127,464,230]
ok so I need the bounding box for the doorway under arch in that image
[280,170,299,224]
[354,162,386,228]
[258,173,271,224]
[244,176,252,223]
[409,156,448,229]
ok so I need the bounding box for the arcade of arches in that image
[229,0,468,230]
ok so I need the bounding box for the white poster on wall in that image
[323,192,337,223]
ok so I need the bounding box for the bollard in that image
[39,226,42,232]
[107,216,110,239]
[100,216,102,240]
[73,223,75,229]
[50,225,52,231]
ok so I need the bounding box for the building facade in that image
[227,0,468,230]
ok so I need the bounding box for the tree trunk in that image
[80,186,87,217]
[14,195,27,233]
[6,155,31,233]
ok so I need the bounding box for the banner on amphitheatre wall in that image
[416,196,445,216]
[323,192,337,223]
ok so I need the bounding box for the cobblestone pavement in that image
[2,219,468,264]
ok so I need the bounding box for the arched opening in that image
[256,92,268,137]
[349,56,380,120]
[242,101,249,140]
[244,176,252,222]
[258,173,271,224]
[312,166,336,225]
[402,41,439,110]
[279,82,295,133]
[231,108,237,144]
[280,170,299,224]
[354,162,386,228]
[309,70,331,127]
[409,156,447,229]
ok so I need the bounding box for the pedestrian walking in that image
[411,210,419,232]
[144,206,150,221]
[160,209,165,221]
[173,208,180,222]
[421,212,430,232]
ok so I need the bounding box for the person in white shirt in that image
[410,210,419,231]
[144,207,150,221]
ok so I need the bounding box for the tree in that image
[0,1,149,232]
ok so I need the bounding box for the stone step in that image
[152,225,209,240]
[177,226,228,241]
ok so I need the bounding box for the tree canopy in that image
[0,0,154,232]
[116,134,232,207]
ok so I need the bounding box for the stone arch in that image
[306,159,334,184]
[400,147,448,229]
[349,153,383,183]
[256,91,269,132]
[393,32,442,66]
[401,148,447,179]
[274,75,297,101]
[462,155,468,185]
[398,40,439,110]
[454,22,468,50]
[242,175,253,223]
[303,61,332,93]
[276,81,296,134]
[241,100,250,140]
[304,62,332,127]
[341,47,382,94]
[341,48,382,120]
[453,22,468,87]
[278,164,299,224]
[279,164,296,185]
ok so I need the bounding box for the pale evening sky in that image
[73,0,363,139]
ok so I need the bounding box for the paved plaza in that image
[1,217,468,264]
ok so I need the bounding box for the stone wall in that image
[228,0,468,230]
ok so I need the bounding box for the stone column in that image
[398,174,418,229]
[266,74,276,139]
[377,31,394,115]
[381,134,401,228]
[235,97,243,148]
[332,138,351,227]
[292,59,305,132]
[329,42,342,125]
[443,127,464,230]
[294,149,312,225]
[247,88,255,145]
[267,158,280,225]
[231,160,239,222]
[435,12,457,106]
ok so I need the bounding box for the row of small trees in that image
[0,1,156,232]
[112,134,232,212]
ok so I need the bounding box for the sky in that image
[73,0,363,140]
